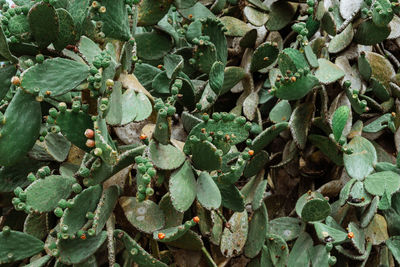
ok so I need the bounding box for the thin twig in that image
[336,10,359,34]
[106,216,116,267]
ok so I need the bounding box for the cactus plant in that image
[0,0,400,266]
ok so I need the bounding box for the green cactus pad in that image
[44,132,71,162]
[185,113,250,149]
[328,23,354,53]
[304,45,319,68]
[114,230,168,267]
[265,1,296,31]
[21,58,90,97]
[313,222,347,245]
[295,191,331,222]
[137,0,172,26]
[178,2,216,20]
[0,25,18,63]
[308,134,343,165]
[287,232,313,267]
[28,2,59,48]
[0,64,17,101]
[153,218,197,242]
[97,0,130,41]
[135,31,173,61]
[25,255,51,267]
[58,231,107,265]
[278,48,308,74]
[348,222,365,254]
[343,136,377,180]
[94,117,118,165]
[265,233,289,267]
[167,229,204,251]
[159,193,184,228]
[60,185,102,235]
[386,236,400,264]
[23,213,47,240]
[219,16,251,37]
[354,20,390,45]
[0,157,48,193]
[269,217,302,241]
[194,42,217,74]
[244,203,268,258]
[250,42,279,73]
[348,181,372,207]
[360,196,379,228]
[274,73,319,101]
[315,58,345,85]
[0,230,44,264]
[209,61,224,95]
[24,175,76,213]
[53,8,75,51]
[269,100,292,123]
[289,102,314,149]
[119,196,165,233]
[78,36,101,65]
[251,179,268,211]
[309,245,330,267]
[56,108,93,152]
[332,105,350,142]
[251,122,288,153]
[0,89,41,166]
[149,140,185,170]
[196,171,221,210]
[169,161,197,212]
[339,179,356,206]
[216,182,245,212]
[191,140,222,171]
[364,171,400,196]
[164,54,183,79]
[91,185,119,235]
[67,0,89,37]
[220,210,248,257]
[244,150,269,178]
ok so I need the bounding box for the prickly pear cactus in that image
[1,0,400,266]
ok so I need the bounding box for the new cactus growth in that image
[1,0,400,266]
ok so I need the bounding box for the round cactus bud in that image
[86,212,95,220]
[27,172,36,182]
[347,232,354,239]
[105,79,114,87]
[54,207,64,217]
[72,183,82,194]
[61,224,69,233]
[145,187,154,196]
[86,139,95,148]
[87,228,95,236]
[193,216,200,223]
[58,199,68,209]
[11,76,20,86]
[84,129,94,139]
[36,54,44,63]
[94,148,102,156]
[18,191,26,201]
[328,256,337,266]
[137,192,146,202]
[2,226,11,235]
[11,197,21,206]
[158,232,166,240]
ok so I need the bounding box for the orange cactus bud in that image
[80,233,86,240]
[158,233,166,240]
[11,76,20,86]
[193,216,200,223]
[84,129,94,139]
[347,232,354,239]
[86,139,95,148]
[139,134,147,140]
[248,150,254,156]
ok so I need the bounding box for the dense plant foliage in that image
[1,0,400,266]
